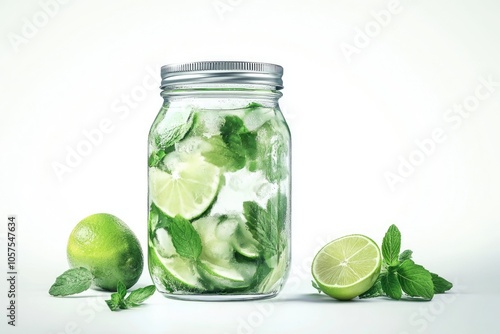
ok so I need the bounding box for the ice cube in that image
[204,239,233,262]
[210,168,268,214]
[216,218,239,241]
[195,112,224,138]
[154,228,176,258]
[175,136,211,154]
[255,182,277,202]
[243,106,274,131]
[162,151,182,173]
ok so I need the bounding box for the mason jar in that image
[147,61,291,301]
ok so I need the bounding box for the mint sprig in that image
[360,224,453,301]
[105,282,156,311]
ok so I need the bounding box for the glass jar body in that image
[147,89,291,300]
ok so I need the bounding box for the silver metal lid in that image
[160,61,284,90]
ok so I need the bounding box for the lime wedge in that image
[149,155,220,220]
[311,234,381,300]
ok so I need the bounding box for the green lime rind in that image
[67,213,144,292]
[196,261,252,291]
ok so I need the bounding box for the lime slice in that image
[232,221,259,259]
[198,260,252,290]
[149,247,204,292]
[149,155,221,220]
[311,234,382,300]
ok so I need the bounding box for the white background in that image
[1,0,499,333]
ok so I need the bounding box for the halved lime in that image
[311,234,382,300]
[149,155,220,220]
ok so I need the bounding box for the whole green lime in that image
[67,213,144,291]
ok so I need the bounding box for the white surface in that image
[1,0,500,333]
[18,284,497,334]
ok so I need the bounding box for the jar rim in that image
[160,61,284,90]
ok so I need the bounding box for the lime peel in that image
[311,234,382,300]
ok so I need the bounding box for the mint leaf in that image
[243,201,277,261]
[150,206,203,260]
[154,110,194,150]
[431,273,453,293]
[381,271,402,300]
[148,148,175,168]
[397,260,434,300]
[49,267,94,297]
[382,224,401,267]
[151,204,174,232]
[240,132,257,159]
[243,193,287,266]
[202,135,246,171]
[124,285,156,307]
[116,281,127,299]
[168,215,202,260]
[221,116,257,160]
[359,279,385,299]
[150,207,193,252]
[221,115,245,139]
[311,280,322,294]
[105,293,123,311]
[399,249,413,262]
